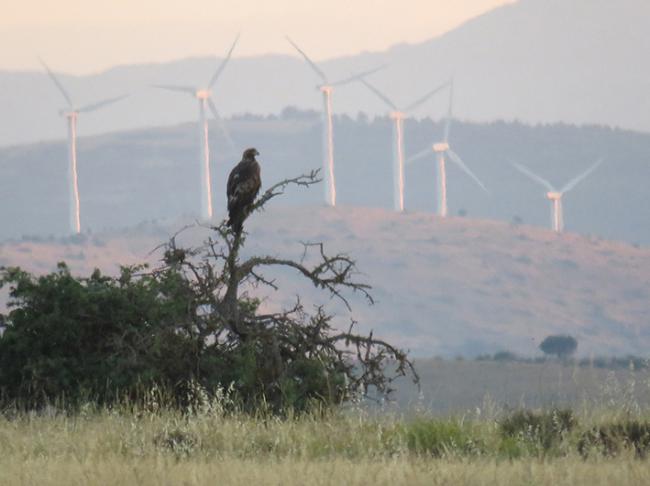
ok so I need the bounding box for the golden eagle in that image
[227,148,261,233]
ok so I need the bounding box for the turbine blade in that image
[560,158,604,193]
[406,147,433,165]
[207,33,240,89]
[404,80,450,113]
[207,98,236,154]
[360,79,398,111]
[511,162,555,192]
[329,65,386,87]
[77,94,129,113]
[39,57,73,108]
[447,149,489,194]
[152,84,196,95]
[286,36,328,83]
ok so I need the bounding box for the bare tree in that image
[156,170,418,411]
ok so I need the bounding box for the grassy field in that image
[6,457,650,486]
[2,402,650,486]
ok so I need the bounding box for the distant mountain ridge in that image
[0,0,648,146]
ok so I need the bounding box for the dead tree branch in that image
[148,171,417,410]
[251,169,321,214]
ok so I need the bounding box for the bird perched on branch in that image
[227,147,261,233]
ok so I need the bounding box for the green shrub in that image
[403,419,482,457]
[0,263,199,408]
[499,409,576,453]
[578,421,650,458]
[0,263,351,412]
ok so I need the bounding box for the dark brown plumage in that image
[227,147,261,233]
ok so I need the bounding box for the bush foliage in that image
[0,263,199,406]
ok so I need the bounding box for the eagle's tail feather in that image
[227,212,244,234]
[227,204,253,234]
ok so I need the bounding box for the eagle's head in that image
[243,148,259,161]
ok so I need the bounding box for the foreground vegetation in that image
[2,403,650,485]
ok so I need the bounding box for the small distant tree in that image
[539,335,578,359]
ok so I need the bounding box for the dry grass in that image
[4,457,650,486]
[2,404,650,486]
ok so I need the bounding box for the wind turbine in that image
[406,79,488,217]
[154,34,239,221]
[40,59,127,234]
[361,78,449,212]
[286,37,384,207]
[512,159,603,233]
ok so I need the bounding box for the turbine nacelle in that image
[196,89,211,100]
[319,85,333,94]
[390,111,405,121]
[546,191,563,201]
[433,142,449,153]
[59,109,78,119]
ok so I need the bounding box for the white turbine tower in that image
[512,159,603,233]
[406,79,488,217]
[154,35,239,221]
[40,59,127,234]
[286,37,384,207]
[361,78,449,212]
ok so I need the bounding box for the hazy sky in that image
[1,0,513,74]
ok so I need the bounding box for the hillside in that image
[2,206,649,358]
[0,0,649,147]
[1,116,649,245]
